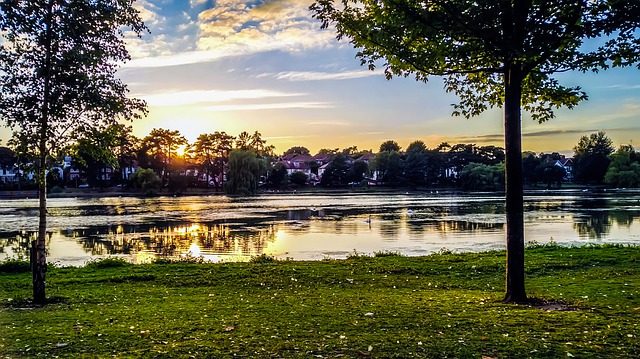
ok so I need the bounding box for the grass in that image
[1,244,638,358]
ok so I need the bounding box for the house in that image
[282,154,316,177]
[544,155,574,180]
[553,157,574,180]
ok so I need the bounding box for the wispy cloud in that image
[206,102,331,111]
[124,0,336,68]
[259,70,382,81]
[138,89,304,106]
[606,84,640,90]
[307,121,350,126]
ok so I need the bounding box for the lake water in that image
[1,190,639,266]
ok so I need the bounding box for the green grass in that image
[1,244,639,358]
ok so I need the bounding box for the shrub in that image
[0,259,31,274]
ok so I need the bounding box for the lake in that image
[1,190,639,266]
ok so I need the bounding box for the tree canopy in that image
[0,0,147,303]
[311,0,640,303]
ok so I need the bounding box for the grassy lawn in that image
[1,244,638,358]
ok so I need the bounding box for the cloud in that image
[307,121,350,126]
[522,129,600,138]
[259,70,382,81]
[606,84,640,90]
[206,102,331,111]
[190,0,208,7]
[139,89,304,106]
[124,0,336,68]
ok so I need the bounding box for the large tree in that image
[0,0,146,303]
[141,129,187,185]
[311,0,640,302]
[573,131,615,183]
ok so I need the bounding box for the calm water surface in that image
[1,190,639,266]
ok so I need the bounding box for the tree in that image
[459,163,505,191]
[311,0,640,303]
[71,126,120,188]
[0,147,16,174]
[290,171,309,186]
[236,131,251,151]
[371,150,403,185]
[573,131,615,183]
[404,140,429,187]
[284,146,311,156]
[349,159,369,183]
[379,140,401,153]
[267,162,289,188]
[320,153,351,186]
[142,129,187,185]
[522,152,542,186]
[0,0,146,302]
[604,144,640,187]
[129,168,162,195]
[535,162,567,189]
[225,150,267,195]
[111,124,137,186]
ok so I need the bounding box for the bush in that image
[84,257,130,269]
[249,254,277,263]
[0,259,31,274]
[130,168,162,194]
[289,171,308,186]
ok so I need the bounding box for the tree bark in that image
[503,63,527,303]
[33,0,55,304]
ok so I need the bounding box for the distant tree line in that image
[0,128,635,194]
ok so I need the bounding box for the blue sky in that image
[2,0,640,155]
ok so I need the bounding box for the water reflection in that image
[2,191,640,265]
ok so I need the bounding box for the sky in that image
[2,0,640,155]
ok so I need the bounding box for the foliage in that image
[140,128,187,184]
[267,162,289,188]
[404,140,429,187]
[371,150,403,185]
[129,168,162,195]
[459,163,505,191]
[379,140,401,153]
[193,131,235,190]
[225,150,267,195]
[0,0,147,303]
[0,246,639,358]
[289,171,308,186]
[283,146,310,156]
[0,147,16,172]
[574,131,615,183]
[320,153,351,186]
[69,125,122,188]
[604,145,640,187]
[349,159,369,184]
[248,253,277,263]
[310,0,640,303]
[0,259,30,274]
[535,162,567,189]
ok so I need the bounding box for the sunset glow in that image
[1,0,639,154]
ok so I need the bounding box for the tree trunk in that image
[33,160,47,304]
[32,0,54,304]
[503,63,527,303]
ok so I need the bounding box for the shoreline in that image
[0,183,628,200]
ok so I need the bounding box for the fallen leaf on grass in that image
[224,326,235,332]
[357,351,371,357]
